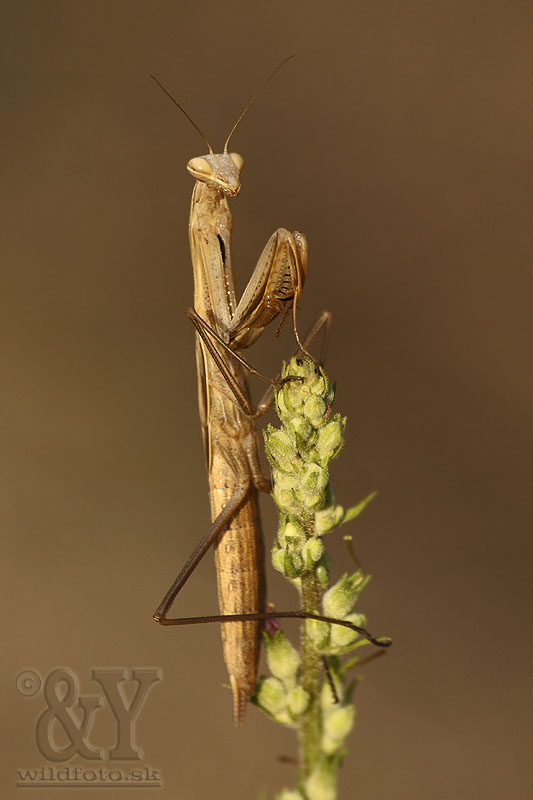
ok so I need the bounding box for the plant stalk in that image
[299,566,322,779]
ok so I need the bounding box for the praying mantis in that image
[151,59,388,723]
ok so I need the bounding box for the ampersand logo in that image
[19,667,161,763]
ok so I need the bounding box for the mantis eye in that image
[229,153,244,171]
[188,157,212,176]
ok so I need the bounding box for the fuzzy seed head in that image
[256,676,287,715]
[305,759,337,800]
[315,504,345,535]
[316,418,344,463]
[265,630,301,682]
[302,536,324,568]
[329,611,367,649]
[322,705,356,754]
[287,685,310,717]
[323,572,366,619]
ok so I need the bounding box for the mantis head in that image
[187,152,244,197]
[151,55,293,199]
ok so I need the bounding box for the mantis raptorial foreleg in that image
[227,227,307,350]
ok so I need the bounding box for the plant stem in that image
[299,567,322,779]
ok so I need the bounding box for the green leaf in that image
[341,491,377,524]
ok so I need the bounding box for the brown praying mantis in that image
[151,58,389,724]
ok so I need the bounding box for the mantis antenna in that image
[223,54,295,153]
[150,73,214,155]
[151,55,294,155]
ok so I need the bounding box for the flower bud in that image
[329,611,367,650]
[302,536,324,569]
[303,395,326,427]
[315,563,330,588]
[309,373,327,397]
[288,548,303,574]
[284,356,310,380]
[280,520,305,548]
[278,548,300,578]
[296,463,328,508]
[305,759,337,800]
[316,418,344,463]
[288,414,313,445]
[265,630,301,682]
[302,491,325,510]
[305,618,330,649]
[323,572,366,619]
[269,707,294,726]
[256,676,287,715]
[287,685,310,716]
[315,504,344,534]
[265,428,298,472]
[272,473,297,513]
[324,705,355,740]
[321,705,355,754]
[284,378,306,412]
[301,462,328,492]
[272,545,286,574]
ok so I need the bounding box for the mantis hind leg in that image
[155,484,390,654]
[157,607,390,649]
[154,481,252,624]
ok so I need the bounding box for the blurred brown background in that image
[2,2,532,798]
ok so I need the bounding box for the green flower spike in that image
[256,357,390,799]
